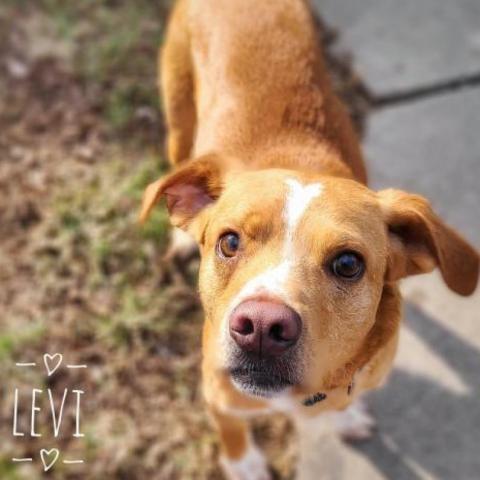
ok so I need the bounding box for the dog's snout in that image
[229,300,301,356]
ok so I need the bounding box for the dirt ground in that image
[0,2,368,478]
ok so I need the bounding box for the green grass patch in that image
[0,322,46,361]
[39,0,168,132]
[0,457,23,480]
[44,151,176,350]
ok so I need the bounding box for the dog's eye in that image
[217,232,240,258]
[331,251,364,280]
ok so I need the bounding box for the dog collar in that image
[302,372,356,406]
[302,392,327,406]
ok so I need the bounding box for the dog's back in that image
[161,0,366,182]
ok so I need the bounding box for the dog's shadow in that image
[351,302,480,480]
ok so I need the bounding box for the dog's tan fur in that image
[141,0,479,477]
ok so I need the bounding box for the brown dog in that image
[140,0,479,478]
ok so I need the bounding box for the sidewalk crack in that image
[370,72,480,108]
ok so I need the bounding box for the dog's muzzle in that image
[227,299,302,396]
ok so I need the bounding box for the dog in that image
[140,0,480,478]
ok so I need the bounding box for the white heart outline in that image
[43,353,63,376]
[40,448,60,472]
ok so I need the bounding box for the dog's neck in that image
[196,135,357,182]
[248,137,356,180]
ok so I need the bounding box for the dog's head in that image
[141,154,479,398]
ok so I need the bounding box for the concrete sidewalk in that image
[301,1,480,479]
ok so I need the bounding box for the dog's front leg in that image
[210,407,271,480]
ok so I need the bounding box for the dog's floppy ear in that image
[139,154,223,229]
[378,189,479,296]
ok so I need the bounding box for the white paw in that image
[332,398,376,441]
[220,443,271,480]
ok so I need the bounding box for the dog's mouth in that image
[228,353,301,397]
[229,367,293,397]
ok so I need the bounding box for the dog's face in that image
[196,169,389,397]
[141,154,479,398]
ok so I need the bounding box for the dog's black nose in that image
[229,300,301,356]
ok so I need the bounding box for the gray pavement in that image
[366,86,480,246]
[301,1,480,479]
[317,0,480,97]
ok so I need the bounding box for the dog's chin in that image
[229,367,295,398]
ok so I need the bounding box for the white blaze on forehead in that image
[283,179,323,255]
[226,178,323,312]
